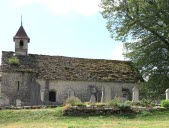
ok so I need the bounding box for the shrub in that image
[8,57,20,65]
[117,103,131,111]
[130,101,141,106]
[140,99,155,107]
[108,99,123,107]
[65,97,81,106]
[125,100,132,105]
[76,102,86,107]
[95,103,106,107]
[63,104,71,111]
[161,100,169,108]
[88,102,96,107]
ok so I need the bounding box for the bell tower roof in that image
[13,17,30,42]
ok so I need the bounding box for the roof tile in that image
[1,51,142,83]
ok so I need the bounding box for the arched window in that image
[49,91,56,102]
[17,81,20,91]
[19,40,24,48]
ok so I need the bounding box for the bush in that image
[108,99,123,107]
[95,103,106,107]
[63,104,71,111]
[125,100,132,105]
[65,97,81,106]
[117,103,131,111]
[130,101,141,106]
[76,102,86,107]
[87,102,96,107]
[161,100,169,108]
[140,99,155,107]
[8,57,20,65]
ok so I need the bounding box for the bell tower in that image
[13,17,30,56]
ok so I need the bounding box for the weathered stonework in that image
[0,51,141,106]
[1,51,141,82]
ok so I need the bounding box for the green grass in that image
[0,108,169,128]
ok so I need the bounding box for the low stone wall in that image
[63,106,133,116]
[0,105,58,110]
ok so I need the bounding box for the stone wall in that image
[0,72,137,106]
[1,51,140,106]
[36,79,137,105]
[63,106,133,116]
[0,78,1,97]
[15,39,28,56]
[1,72,39,106]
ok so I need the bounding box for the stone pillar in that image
[101,87,104,102]
[16,99,22,107]
[132,87,139,102]
[40,89,45,102]
[44,80,49,104]
[90,94,96,103]
[166,88,169,100]
[104,86,112,102]
[43,89,49,105]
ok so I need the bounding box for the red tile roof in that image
[13,25,30,42]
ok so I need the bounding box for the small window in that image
[17,81,20,91]
[19,40,24,47]
[49,91,56,102]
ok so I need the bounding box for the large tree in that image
[100,0,169,99]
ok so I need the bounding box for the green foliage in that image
[161,100,169,108]
[100,0,169,100]
[65,97,81,106]
[88,102,96,106]
[140,111,152,117]
[139,75,169,100]
[95,103,106,107]
[8,57,20,65]
[125,39,169,100]
[125,100,132,105]
[129,99,155,107]
[130,101,141,106]
[108,99,123,107]
[117,103,131,111]
[55,107,64,116]
[1,109,169,127]
[140,98,155,107]
[100,0,169,45]
[75,102,86,107]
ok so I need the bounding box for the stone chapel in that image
[0,22,141,106]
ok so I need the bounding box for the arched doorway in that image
[49,91,56,102]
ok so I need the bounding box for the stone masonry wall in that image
[37,79,137,105]
[1,51,140,106]
[1,73,137,106]
[1,72,33,106]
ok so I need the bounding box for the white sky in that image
[0,0,125,64]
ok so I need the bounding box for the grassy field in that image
[0,107,169,128]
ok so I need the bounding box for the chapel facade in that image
[0,23,141,106]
